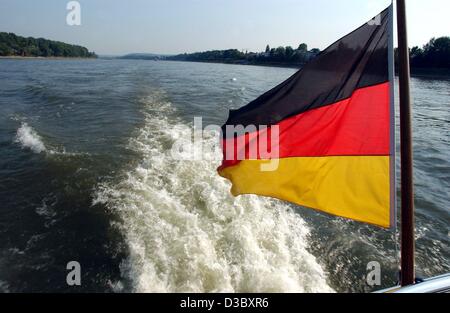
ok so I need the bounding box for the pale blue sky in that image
[0,0,448,55]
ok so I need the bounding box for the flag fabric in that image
[218,7,395,228]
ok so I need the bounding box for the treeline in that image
[166,43,321,66]
[0,32,97,58]
[167,37,450,70]
[408,37,450,69]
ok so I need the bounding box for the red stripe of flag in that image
[220,82,390,171]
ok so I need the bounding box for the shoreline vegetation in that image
[122,37,450,76]
[165,43,321,68]
[1,32,448,76]
[0,32,97,58]
[0,55,97,60]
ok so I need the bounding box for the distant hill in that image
[0,32,97,58]
[119,53,169,60]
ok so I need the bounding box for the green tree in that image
[274,46,286,61]
[0,32,97,58]
[410,46,423,57]
[409,37,450,68]
[0,42,11,55]
[298,43,308,52]
[423,37,450,68]
[285,46,294,61]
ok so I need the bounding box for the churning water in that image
[0,59,448,292]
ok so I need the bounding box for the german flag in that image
[218,7,395,228]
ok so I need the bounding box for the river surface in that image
[0,59,448,292]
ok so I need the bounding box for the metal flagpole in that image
[396,0,416,287]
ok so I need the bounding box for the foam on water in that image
[0,280,9,293]
[94,91,334,293]
[15,123,47,154]
[35,196,58,228]
[14,122,88,157]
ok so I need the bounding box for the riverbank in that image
[163,58,305,69]
[409,67,450,78]
[165,59,450,77]
[0,56,97,60]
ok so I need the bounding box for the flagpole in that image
[396,0,415,286]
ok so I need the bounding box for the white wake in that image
[94,91,334,293]
[15,123,47,154]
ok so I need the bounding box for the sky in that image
[0,0,448,55]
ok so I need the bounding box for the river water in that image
[0,59,448,292]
